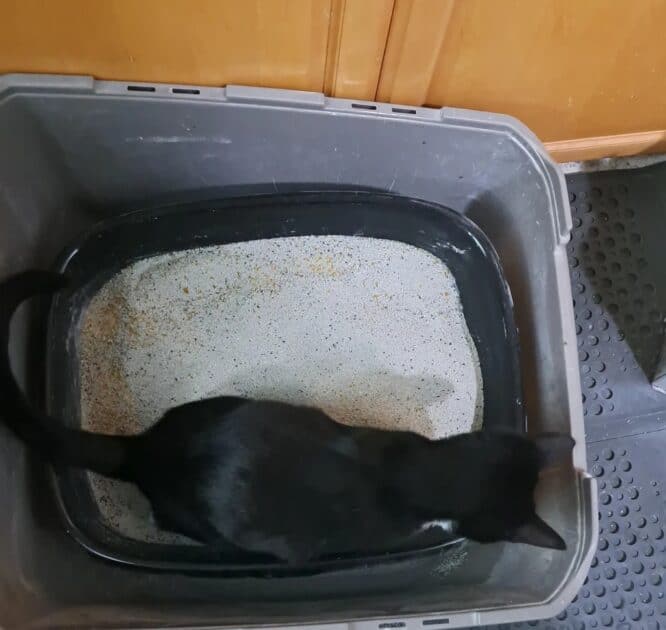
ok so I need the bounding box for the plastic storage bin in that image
[0,74,596,629]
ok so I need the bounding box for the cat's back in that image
[132,397,418,559]
[191,398,371,490]
[170,398,410,559]
[143,396,394,464]
[133,396,375,504]
[138,396,340,447]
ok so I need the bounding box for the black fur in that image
[1,270,572,562]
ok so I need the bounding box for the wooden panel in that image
[545,130,666,163]
[0,0,333,91]
[324,0,394,100]
[425,0,666,143]
[376,0,454,105]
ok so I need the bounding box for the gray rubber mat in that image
[486,162,666,630]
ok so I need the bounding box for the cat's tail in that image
[0,270,133,478]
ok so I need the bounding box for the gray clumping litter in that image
[79,235,483,543]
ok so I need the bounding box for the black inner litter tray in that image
[46,191,523,574]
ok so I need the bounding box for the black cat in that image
[0,270,572,562]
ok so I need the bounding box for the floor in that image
[487,158,666,629]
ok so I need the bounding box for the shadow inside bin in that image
[465,181,665,387]
[567,174,665,380]
[463,190,543,426]
[101,182,391,217]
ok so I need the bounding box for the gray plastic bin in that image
[0,74,596,629]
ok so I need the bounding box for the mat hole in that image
[379,623,405,628]
[351,102,377,110]
[423,619,450,626]
[392,107,417,114]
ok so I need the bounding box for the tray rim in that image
[46,191,523,574]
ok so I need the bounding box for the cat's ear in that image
[534,433,575,470]
[510,514,566,550]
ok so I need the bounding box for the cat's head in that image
[456,433,574,550]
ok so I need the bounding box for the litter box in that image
[0,74,596,629]
[46,191,523,573]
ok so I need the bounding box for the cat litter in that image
[79,235,483,543]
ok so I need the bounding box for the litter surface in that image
[79,235,483,542]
